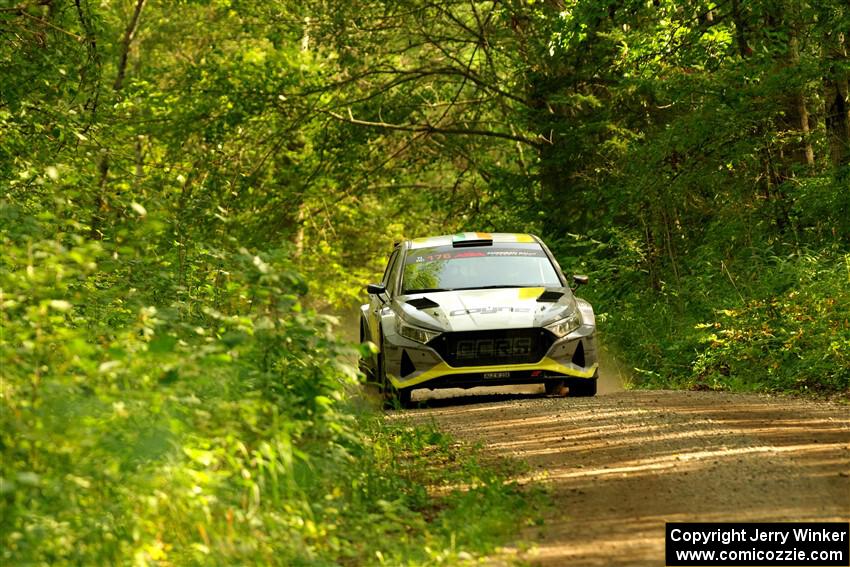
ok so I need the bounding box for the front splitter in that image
[386,357,599,389]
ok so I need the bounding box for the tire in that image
[568,374,598,397]
[377,347,414,409]
[544,380,566,396]
[384,384,414,409]
[359,322,375,383]
[393,387,413,408]
[376,352,389,395]
[359,358,375,384]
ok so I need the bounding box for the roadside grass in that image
[351,415,546,565]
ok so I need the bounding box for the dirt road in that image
[404,383,850,566]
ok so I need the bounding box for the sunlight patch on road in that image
[520,442,850,483]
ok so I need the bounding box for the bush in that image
[553,227,849,396]
[691,251,850,394]
[0,217,533,565]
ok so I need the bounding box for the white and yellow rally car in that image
[359,232,599,406]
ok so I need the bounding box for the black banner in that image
[666,522,849,566]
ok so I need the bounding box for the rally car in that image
[359,232,598,407]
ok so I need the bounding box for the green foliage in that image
[0,214,532,564]
[559,227,850,396]
[2,0,849,561]
[690,251,850,394]
[519,0,850,396]
[0,1,540,553]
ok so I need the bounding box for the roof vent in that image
[452,232,493,248]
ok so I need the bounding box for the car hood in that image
[395,287,576,332]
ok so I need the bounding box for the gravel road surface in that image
[401,380,850,566]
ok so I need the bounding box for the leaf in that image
[160,369,179,384]
[183,447,216,467]
[314,395,333,407]
[0,477,15,494]
[16,472,40,486]
[49,299,72,311]
[98,360,122,373]
[130,202,147,216]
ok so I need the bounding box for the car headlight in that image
[545,311,581,337]
[398,321,441,344]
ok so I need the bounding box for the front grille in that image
[428,328,555,367]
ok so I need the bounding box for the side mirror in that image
[572,274,589,289]
[366,283,387,296]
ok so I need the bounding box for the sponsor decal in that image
[407,247,545,264]
[449,306,532,316]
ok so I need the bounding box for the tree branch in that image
[325,109,545,148]
[113,0,146,91]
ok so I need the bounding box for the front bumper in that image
[382,325,598,391]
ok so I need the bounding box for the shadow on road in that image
[410,387,549,409]
[408,389,850,567]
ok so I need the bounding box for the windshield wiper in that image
[403,288,454,293]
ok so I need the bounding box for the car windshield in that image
[402,243,562,293]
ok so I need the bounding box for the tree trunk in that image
[294,202,306,259]
[786,30,815,168]
[90,0,147,239]
[730,0,750,58]
[114,0,147,91]
[824,32,849,171]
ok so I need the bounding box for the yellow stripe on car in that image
[387,359,599,388]
[518,286,544,299]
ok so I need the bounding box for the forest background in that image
[1,0,848,564]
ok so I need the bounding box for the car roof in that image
[406,232,539,250]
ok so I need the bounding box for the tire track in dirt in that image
[402,389,850,566]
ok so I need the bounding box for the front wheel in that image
[544,380,567,396]
[390,387,413,408]
[383,382,413,409]
[568,374,598,397]
[377,350,413,408]
[359,321,376,383]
